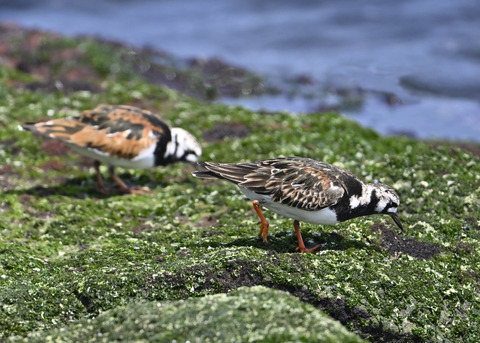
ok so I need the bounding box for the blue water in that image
[1,0,479,141]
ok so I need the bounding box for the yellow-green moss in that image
[7,286,366,343]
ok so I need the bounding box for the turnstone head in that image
[22,105,202,194]
[193,156,402,253]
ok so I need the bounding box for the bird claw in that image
[253,200,270,243]
[97,185,110,195]
[126,186,153,195]
[295,244,320,253]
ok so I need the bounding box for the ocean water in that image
[1,0,479,141]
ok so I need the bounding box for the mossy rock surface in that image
[7,286,365,343]
[0,25,480,342]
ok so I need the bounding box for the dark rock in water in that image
[387,129,418,139]
[400,72,480,99]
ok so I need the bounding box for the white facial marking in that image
[166,127,202,161]
[349,196,360,209]
[375,198,389,212]
[164,141,176,158]
[374,185,400,213]
[185,153,199,163]
[349,185,372,209]
[387,207,397,213]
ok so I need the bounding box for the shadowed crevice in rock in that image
[143,257,423,343]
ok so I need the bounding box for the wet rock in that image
[370,223,442,260]
[400,72,480,99]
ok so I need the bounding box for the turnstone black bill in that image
[193,156,403,253]
[22,104,202,194]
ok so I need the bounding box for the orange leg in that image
[108,166,151,195]
[94,161,109,194]
[294,220,320,253]
[253,200,269,243]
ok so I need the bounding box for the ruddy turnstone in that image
[22,105,202,194]
[193,156,403,253]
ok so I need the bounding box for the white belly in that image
[68,144,156,169]
[239,187,339,225]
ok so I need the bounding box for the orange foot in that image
[253,200,269,243]
[109,166,152,195]
[293,220,320,253]
[125,186,153,195]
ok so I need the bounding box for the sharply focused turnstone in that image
[193,156,403,253]
[23,105,202,194]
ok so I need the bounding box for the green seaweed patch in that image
[7,286,365,343]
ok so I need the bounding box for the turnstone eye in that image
[22,105,202,194]
[193,156,403,253]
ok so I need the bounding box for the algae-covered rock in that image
[7,286,365,343]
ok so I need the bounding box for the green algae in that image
[0,34,480,343]
[7,286,365,343]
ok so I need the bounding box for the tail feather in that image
[20,123,57,139]
[21,118,84,142]
[21,124,41,134]
[191,170,221,179]
[192,163,218,178]
[192,161,255,184]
